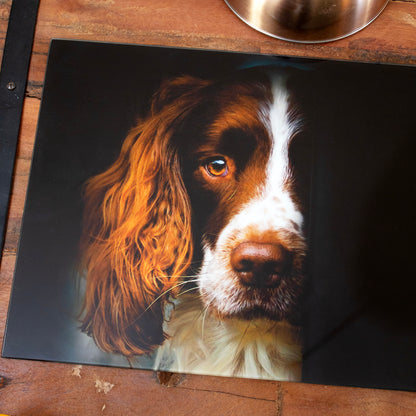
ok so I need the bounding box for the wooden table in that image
[1,0,415,414]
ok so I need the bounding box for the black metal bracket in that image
[0,0,40,259]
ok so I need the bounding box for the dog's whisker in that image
[236,321,252,356]
[125,279,200,329]
[200,303,211,342]
[175,286,199,297]
[164,275,199,280]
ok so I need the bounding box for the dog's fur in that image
[79,72,306,381]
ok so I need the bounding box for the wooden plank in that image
[28,0,416,65]
[0,360,279,416]
[282,383,416,416]
[1,0,416,414]
[0,0,12,64]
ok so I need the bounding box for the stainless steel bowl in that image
[225,0,389,43]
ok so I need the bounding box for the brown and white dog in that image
[79,71,307,381]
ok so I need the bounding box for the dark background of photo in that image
[2,39,416,391]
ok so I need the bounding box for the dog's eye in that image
[205,157,228,177]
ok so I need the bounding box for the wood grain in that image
[1,0,416,414]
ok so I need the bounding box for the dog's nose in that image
[230,242,291,288]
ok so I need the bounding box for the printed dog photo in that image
[78,71,307,381]
[4,40,416,391]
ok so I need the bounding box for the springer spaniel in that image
[79,71,307,381]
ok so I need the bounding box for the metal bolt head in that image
[6,81,16,91]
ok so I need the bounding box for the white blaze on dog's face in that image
[186,76,306,324]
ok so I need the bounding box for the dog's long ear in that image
[79,76,211,356]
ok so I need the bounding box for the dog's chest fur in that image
[153,295,302,381]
